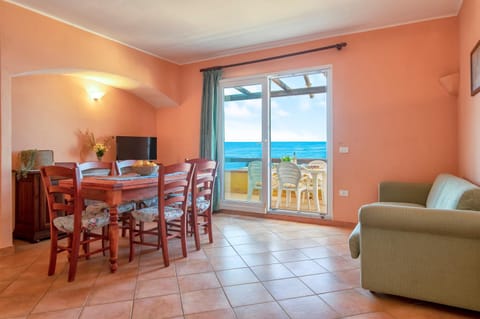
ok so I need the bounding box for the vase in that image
[97,155,103,161]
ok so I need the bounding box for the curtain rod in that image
[200,42,347,72]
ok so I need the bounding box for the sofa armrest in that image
[378,182,432,205]
[359,204,480,239]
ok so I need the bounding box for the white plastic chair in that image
[247,161,262,200]
[276,162,307,210]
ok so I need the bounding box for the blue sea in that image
[224,141,327,170]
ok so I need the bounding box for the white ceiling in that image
[8,0,462,65]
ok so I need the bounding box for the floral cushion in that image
[187,194,211,214]
[196,198,211,214]
[131,206,184,223]
[53,204,110,233]
[84,199,135,214]
[138,196,158,208]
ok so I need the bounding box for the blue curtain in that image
[200,69,222,209]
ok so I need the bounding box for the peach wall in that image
[12,74,157,166]
[159,17,459,223]
[0,2,179,104]
[458,0,480,183]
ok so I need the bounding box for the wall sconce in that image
[89,90,105,101]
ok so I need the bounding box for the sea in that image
[224,141,327,170]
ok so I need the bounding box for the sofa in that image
[349,173,480,312]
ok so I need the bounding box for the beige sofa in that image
[349,174,480,312]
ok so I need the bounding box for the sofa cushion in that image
[371,202,425,208]
[348,223,360,258]
[457,188,480,211]
[426,174,478,209]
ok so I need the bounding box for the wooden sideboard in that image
[13,171,51,242]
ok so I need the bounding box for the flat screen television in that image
[116,136,157,160]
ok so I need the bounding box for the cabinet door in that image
[14,172,51,242]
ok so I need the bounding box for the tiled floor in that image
[1,213,479,319]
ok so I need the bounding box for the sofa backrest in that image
[426,174,479,210]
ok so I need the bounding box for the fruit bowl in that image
[132,165,159,176]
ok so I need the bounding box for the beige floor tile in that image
[240,252,279,266]
[175,260,213,276]
[315,255,360,272]
[300,246,340,259]
[181,288,230,315]
[178,272,221,292]
[234,301,289,319]
[27,307,82,319]
[0,295,41,319]
[300,272,353,294]
[216,267,258,286]
[132,294,183,319]
[279,295,339,319]
[184,308,236,319]
[135,276,179,299]
[320,289,384,317]
[233,243,272,255]
[224,283,274,307]
[137,263,176,281]
[86,278,136,305]
[32,286,92,314]
[342,312,396,319]
[208,255,247,270]
[0,278,52,297]
[262,277,314,300]
[271,249,309,262]
[250,263,294,281]
[203,246,238,257]
[332,268,361,287]
[79,301,132,319]
[283,259,329,276]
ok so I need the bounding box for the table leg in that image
[109,206,119,272]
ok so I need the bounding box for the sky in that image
[223,71,328,142]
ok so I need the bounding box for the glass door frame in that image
[217,66,333,219]
[218,75,270,214]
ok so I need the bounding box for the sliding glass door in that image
[218,68,331,217]
[219,77,269,213]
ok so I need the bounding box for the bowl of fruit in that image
[132,160,159,176]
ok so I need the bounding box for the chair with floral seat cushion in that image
[115,159,137,176]
[186,159,217,250]
[40,165,110,282]
[128,162,194,266]
[115,159,145,237]
[129,160,163,208]
[78,161,136,230]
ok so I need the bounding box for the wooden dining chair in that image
[187,160,217,250]
[40,165,110,282]
[79,161,136,236]
[128,162,194,266]
[78,161,115,177]
[114,159,145,237]
[115,159,137,176]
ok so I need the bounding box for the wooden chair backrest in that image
[78,161,114,177]
[40,165,82,232]
[159,163,194,216]
[192,161,217,207]
[115,159,137,176]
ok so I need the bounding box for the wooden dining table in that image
[76,175,158,272]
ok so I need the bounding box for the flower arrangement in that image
[82,129,113,160]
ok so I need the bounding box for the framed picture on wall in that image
[471,40,480,96]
